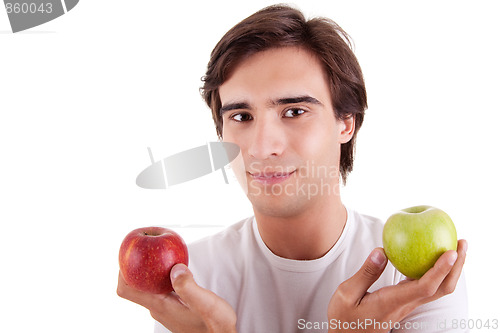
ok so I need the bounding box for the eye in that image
[283,108,306,118]
[230,112,253,122]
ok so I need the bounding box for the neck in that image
[254,196,347,260]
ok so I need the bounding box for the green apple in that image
[382,205,457,279]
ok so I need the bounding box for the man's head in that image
[201,4,367,183]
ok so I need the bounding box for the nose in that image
[247,115,286,160]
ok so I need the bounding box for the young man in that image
[118,5,468,332]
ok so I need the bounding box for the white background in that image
[1,0,499,332]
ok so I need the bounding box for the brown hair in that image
[201,4,367,183]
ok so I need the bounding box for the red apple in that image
[119,226,189,294]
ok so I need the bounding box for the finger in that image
[429,239,468,300]
[117,270,204,333]
[171,264,219,313]
[117,271,178,311]
[171,264,235,327]
[117,271,153,307]
[343,248,388,301]
[413,248,457,302]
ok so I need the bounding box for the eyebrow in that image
[220,102,251,115]
[272,96,322,106]
[220,95,322,116]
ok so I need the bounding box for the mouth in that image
[248,170,296,185]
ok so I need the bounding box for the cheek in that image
[229,151,246,177]
[222,128,247,173]
[223,124,251,155]
[228,150,249,193]
[292,123,339,164]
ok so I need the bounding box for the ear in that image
[338,115,355,144]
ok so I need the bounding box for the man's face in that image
[220,47,354,218]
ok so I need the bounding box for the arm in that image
[327,239,467,332]
[117,264,237,333]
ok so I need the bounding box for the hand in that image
[117,264,237,333]
[327,239,467,332]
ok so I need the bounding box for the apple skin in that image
[119,227,189,294]
[382,205,457,279]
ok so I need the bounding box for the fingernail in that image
[171,264,187,280]
[462,240,468,253]
[371,249,386,267]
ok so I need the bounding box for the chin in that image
[249,193,307,218]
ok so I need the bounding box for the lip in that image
[248,170,296,185]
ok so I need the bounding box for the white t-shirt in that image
[155,207,468,333]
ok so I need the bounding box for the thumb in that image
[170,263,236,329]
[170,264,214,312]
[170,263,199,301]
[348,248,388,300]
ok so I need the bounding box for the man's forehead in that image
[220,47,325,86]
